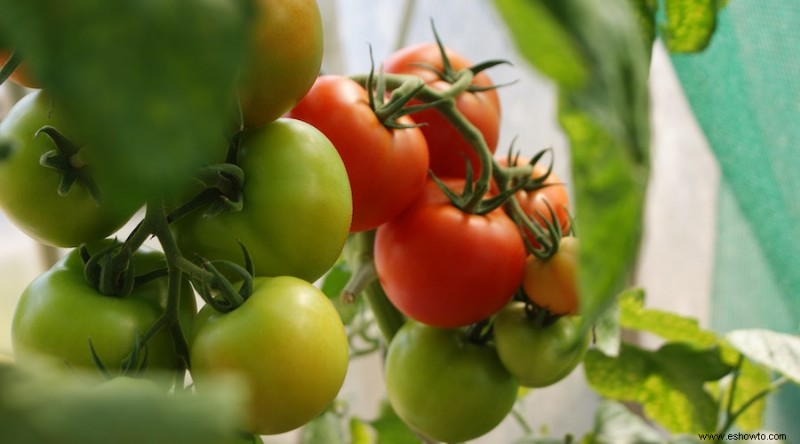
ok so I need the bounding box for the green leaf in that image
[584,342,730,434]
[0,0,253,204]
[593,291,623,357]
[368,399,421,444]
[321,261,360,325]
[494,0,652,347]
[589,400,664,444]
[301,408,347,444]
[618,290,739,361]
[0,363,247,444]
[726,329,800,384]
[661,0,721,53]
[628,0,659,53]
[349,418,377,444]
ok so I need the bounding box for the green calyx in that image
[36,125,102,202]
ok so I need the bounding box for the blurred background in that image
[2,0,796,442]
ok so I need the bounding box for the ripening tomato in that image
[375,179,526,327]
[238,0,324,127]
[190,276,349,435]
[383,43,501,178]
[523,236,579,315]
[493,302,589,387]
[385,322,518,443]
[288,75,429,232]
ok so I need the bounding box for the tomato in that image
[523,236,579,315]
[496,156,571,248]
[383,43,501,178]
[384,322,518,443]
[0,91,142,247]
[172,118,352,283]
[238,0,324,127]
[11,243,196,381]
[287,75,429,232]
[375,179,526,327]
[493,302,589,387]
[190,276,349,435]
[0,49,40,88]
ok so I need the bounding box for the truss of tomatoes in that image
[1,11,587,442]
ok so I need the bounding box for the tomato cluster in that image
[1,3,588,442]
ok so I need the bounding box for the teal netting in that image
[670,0,800,438]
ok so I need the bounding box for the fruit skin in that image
[523,236,579,315]
[287,75,429,232]
[375,179,526,328]
[11,243,196,381]
[493,302,589,387]
[0,90,141,247]
[172,118,352,283]
[190,276,349,435]
[384,322,518,443]
[238,0,324,127]
[383,42,501,179]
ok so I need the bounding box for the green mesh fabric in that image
[670,1,800,437]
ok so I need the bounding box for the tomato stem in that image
[0,49,23,86]
[346,231,406,342]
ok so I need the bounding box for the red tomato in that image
[375,179,526,328]
[287,75,429,232]
[383,43,501,179]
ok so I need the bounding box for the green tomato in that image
[173,118,352,283]
[11,242,196,380]
[384,322,518,443]
[0,91,142,247]
[493,302,589,388]
[190,276,349,436]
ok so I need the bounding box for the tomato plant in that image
[383,42,501,178]
[172,118,352,283]
[493,302,589,387]
[287,74,429,232]
[375,178,526,328]
[523,236,579,315]
[190,276,349,435]
[384,321,518,443]
[11,243,196,380]
[238,0,324,128]
[0,90,141,247]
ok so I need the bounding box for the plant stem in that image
[346,231,405,342]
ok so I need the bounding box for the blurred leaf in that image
[494,0,652,348]
[584,342,730,434]
[661,0,721,53]
[368,399,421,444]
[321,260,360,325]
[301,408,346,444]
[593,289,624,357]
[726,329,800,384]
[588,400,664,444]
[0,0,253,204]
[628,0,658,54]
[349,418,377,444]
[0,362,247,444]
